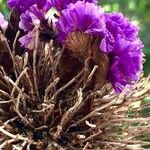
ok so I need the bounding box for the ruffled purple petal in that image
[101,12,140,54]
[19,5,48,49]
[108,38,143,92]
[19,5,46,32]
[56,1,105,42]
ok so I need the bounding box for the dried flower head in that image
[65,31,92,57]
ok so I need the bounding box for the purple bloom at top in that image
[108,38,143,92]
[7,0,47,13]
[0,12,8,30]
[19,4,45,32]
[19,4,46,49]
[56,1,105,42]
[100,12,140,53]
[47,0,97,11]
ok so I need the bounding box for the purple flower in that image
[99,12,144,92]
[47,0,97,11]
[7,0,47,13]
[108,38,143,93]
[101,12,140,53]
[19,4,45,32]
[19,5,46,49]
[56,1,105,42]
[0,13,8,30]
[106,13,139,41]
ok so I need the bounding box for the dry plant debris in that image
[0,28,150,150]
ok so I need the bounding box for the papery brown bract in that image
[64,31,109,90]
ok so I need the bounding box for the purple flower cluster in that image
[108,39,143,92]
[56,1,144,92]
[5,0,144,92]
[100,12,144,92]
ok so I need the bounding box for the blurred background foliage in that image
[0,0,9,16]
[0,0,150,74]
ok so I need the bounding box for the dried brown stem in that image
[11,67,28,97]
[25,70,35,98]
[0,99,13,104]
[13,30,20,53]
[0,90,10,98]
[82,142,90,150]
[76,97,117,125]
[82,65,98,90]
[50,69,84,104]
[15,89,30,125]
[44,77,60,103]
[54,88,83,139]
[0,138,17,149]
[81,130,102,143]
[33,27,40,102]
